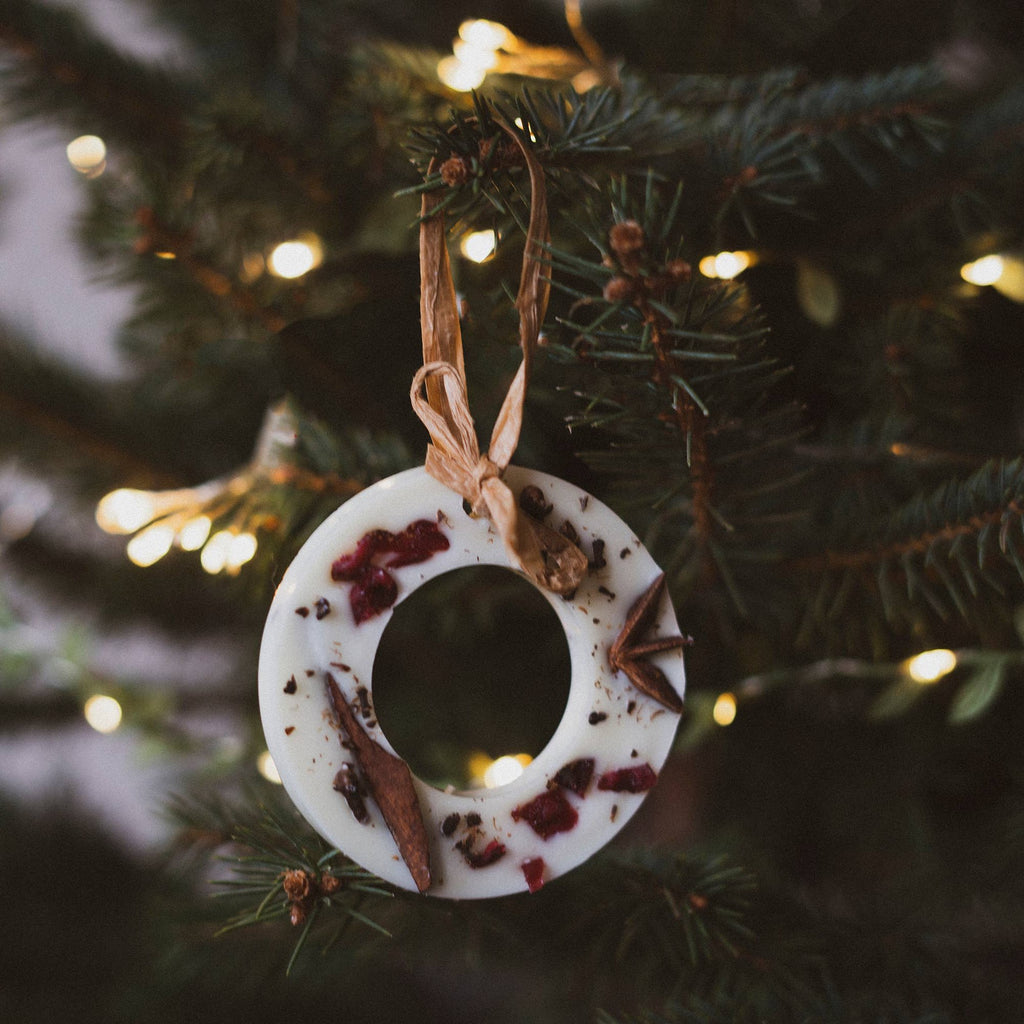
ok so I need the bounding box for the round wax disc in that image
[259,466,686,899]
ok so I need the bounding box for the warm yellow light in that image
[457,19,513,51]
[700,251,752,280]
[960,254,1005,287]
[437,55,487,92]
[712,692,737,726]
[84,694,123,734]
[66,134,106,176]
[483,753,532,789]
[126,523,175,567]
[96,488,159,534]
[256,750,282,784]
[200,529,234,574]
[453,38,499,72]
[226,530,258,571]
[460,229,496,264]
[905,648,957,684]
[268,234,322,279]
[178,515,212,551]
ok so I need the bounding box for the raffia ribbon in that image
[410,124,587,596]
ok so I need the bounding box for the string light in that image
[458,18,514,51]
[177,515,212,551]
[904,648,957,684]
[698,251,754,280]
[125,522,176,568]
[482,753,532,789]
[960,254,1004,287]
[437,54,488,92]
[96,402,305,575]
[712,692,737,726]
[83,694,123,734]
[66,134,106,177]
[256,750,283,784]
[460,229,496,264]
[268,233,323,279]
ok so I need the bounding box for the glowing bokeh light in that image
[66,134,106,176]
[268,235,322,279]
[457,19,513,51]
[178,515,212,551]
[126,523,175,567]
[712,692,737,726]
[84,694,123,734]
[257,750,282,784]
[226,530,258,570]
[905,648,957,684]
[460,229,496,264]
[437,55,487,92]
[699,251,752,280]
[96,488,159,534]
[200,529,234,574]
[483,753,532,789]
[960,254,1005,287]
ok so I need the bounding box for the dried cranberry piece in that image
[331,530,393,581]
[458,838,506,868]
[511,789,578,839]
[553,758,595,797]
[349,566,398,624]
[596,763,658,793]
[521,857,546,893]
[385,519,450,568]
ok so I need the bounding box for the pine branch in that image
[793,456,1024,641]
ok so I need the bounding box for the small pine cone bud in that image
[603,276,637,303]
[609,220,646,257]
[666,259,692,281]
[440,156,471,187]
[319,872,342,896]
[289,902,308,927]
[282,868,314,902]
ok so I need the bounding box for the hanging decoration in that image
[258,123,687,899]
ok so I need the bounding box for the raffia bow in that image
[410,123,587,596]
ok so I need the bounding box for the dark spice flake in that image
[440,812,461,837]
[588,711,608,725]
[553,758,594,797]
[284,675,298,694]
[314,597,331,620]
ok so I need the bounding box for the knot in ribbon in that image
[411,123,587,596]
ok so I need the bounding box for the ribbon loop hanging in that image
[412,122,587,596]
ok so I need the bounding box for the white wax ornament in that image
[259,466,686,899]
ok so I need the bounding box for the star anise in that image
[608,573,690,713]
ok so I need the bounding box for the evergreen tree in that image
[2,1,1024,1020]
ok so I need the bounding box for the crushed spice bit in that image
[285,726,295,735]
[295,606,310,617]
[590,538,606,570]
[518,485,552,520]
[284,675,298,695]
[457,837,506,868]
[465,812,482,828]
[333,763,370,824]
[588,711,608,725]
[553,758,594,797]
[314,597,331,620]
[440,812,460,837]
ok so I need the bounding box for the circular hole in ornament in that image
[372,565,571,791]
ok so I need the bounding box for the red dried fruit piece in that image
[349,566,398,624]
[459,838,506,868]
[521,857,546,893]
[596,763,658,793]
[553,758,595,797]
[512,789,579,839]
[385,519,450,568]
[331,529,393,581]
